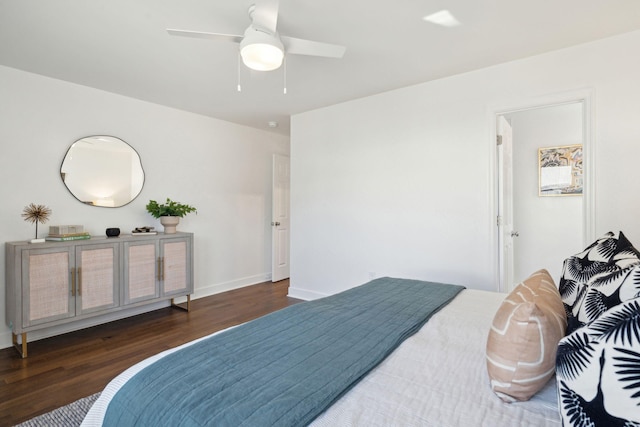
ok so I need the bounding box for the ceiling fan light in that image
[240,26,284,71]
[241,42,284,71]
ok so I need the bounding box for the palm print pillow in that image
[559,231,640,334]
[574,264,640,331]
[556,297,640,426]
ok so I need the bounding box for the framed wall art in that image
[538,144,583,196]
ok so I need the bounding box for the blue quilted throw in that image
[103,277,464,426]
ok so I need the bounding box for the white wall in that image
[507,103,583,284]
[290,30,640,299]
[0,65,289,349]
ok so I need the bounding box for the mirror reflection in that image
[60,136,145,207]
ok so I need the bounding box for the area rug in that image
[15,393,100,427]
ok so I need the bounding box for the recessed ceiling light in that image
[268,121,279,128]
[423,10,461,27]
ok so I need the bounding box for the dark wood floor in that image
[0,279,300,426]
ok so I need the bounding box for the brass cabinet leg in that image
[171,294,191,312]
[12,332,27,358]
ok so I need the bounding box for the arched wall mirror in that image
[60,136,145,207]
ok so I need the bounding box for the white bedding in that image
[83,289,561,426]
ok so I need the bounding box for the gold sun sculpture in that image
[22,203,52,239]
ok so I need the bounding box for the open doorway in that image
[496,100,591,291]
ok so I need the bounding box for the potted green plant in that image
[146,198,197,234]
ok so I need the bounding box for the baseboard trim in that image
[287,286,326,301]
[188,273,273,301]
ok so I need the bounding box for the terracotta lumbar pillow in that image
[486,269,567,402]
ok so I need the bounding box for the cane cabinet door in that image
[160,236,192,297]
[21,247,74,328]
[75,243,120,315]
[123,240,160,304]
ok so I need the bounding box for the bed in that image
[82,232,640,427]
[82,280,559,426]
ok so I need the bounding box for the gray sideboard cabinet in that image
[5,232,193,357]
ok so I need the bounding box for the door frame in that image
[488,89,595,292]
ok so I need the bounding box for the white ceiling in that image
[2,1,640,136]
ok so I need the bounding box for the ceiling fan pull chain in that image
[237,52,242,92]
[283,57,287,95]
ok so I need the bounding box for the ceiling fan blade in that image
[281,36,346,58]
[251,0,279,33]
[167,29,242,44]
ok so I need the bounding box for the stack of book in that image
[45,225,91,241]
[45,232,91,241]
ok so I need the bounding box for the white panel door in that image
[497,115,515,292]
[272,154,290,282]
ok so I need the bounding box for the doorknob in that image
[271,221,281,226]
[510,231,520,237]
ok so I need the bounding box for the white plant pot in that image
[160,216,180,234]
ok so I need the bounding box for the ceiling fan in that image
[167,0,346,72]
